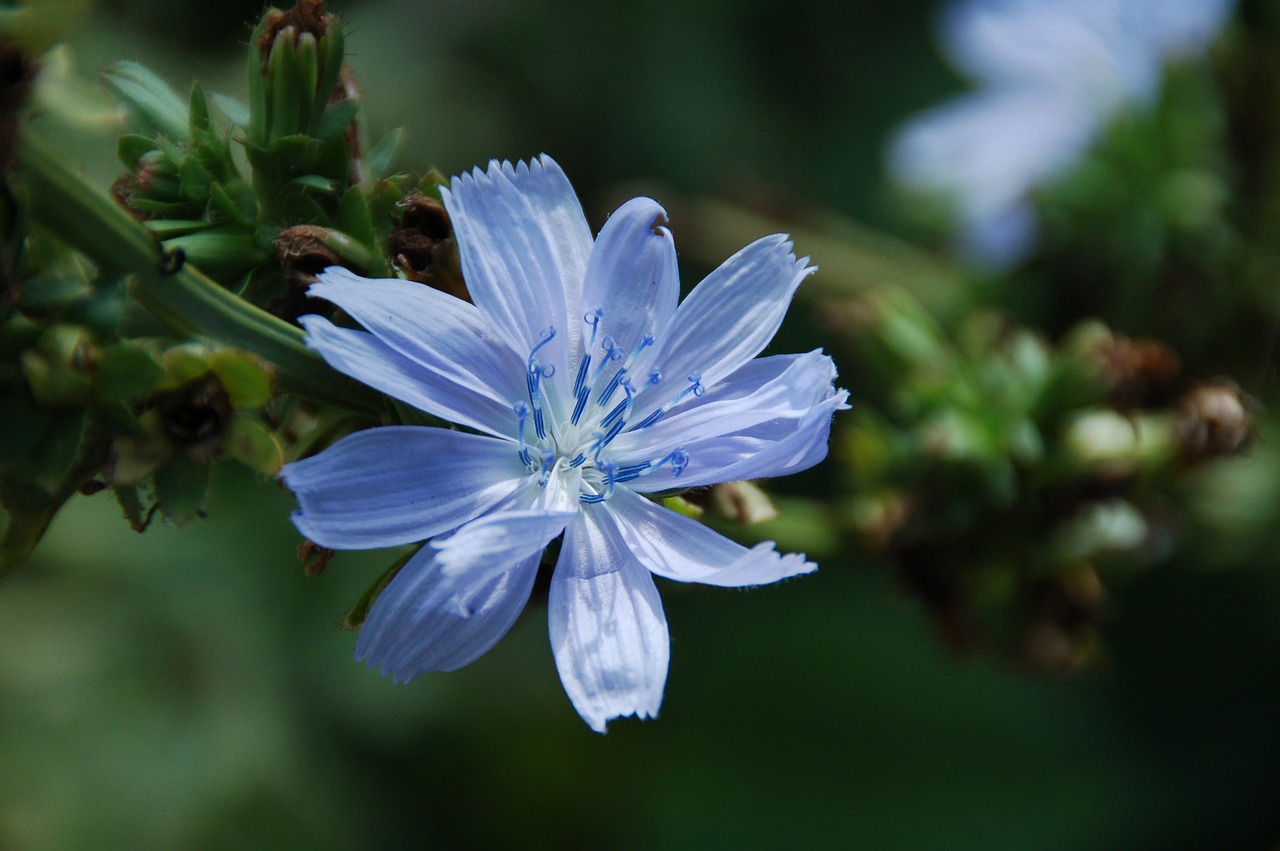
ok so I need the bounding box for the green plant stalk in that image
[15,134,380,413]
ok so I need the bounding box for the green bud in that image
[208,348,274,409]
[223,413,284,474]
[20,324,94,406]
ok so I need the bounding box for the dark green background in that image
[6,0,1280,847]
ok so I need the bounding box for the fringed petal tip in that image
[584,702,661,735]
[448,154,566,191]
[310,265,372,292]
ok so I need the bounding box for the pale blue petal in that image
[888,87,1098,267]
[308,269,526,409]
[889,87,1100,223]
[355,544,541,678]
[300,315,516,438]
[549,507,669,733]
[941,0,1148,97]
[631,235,813,424]
[280,426,526,549]
[615,351,837,461]
[606,488,815,587]
[441,156,592,376]
[434,508,574,588]
[1139,0,1236,56]
[577,197,679,364]
[626,387,849,493]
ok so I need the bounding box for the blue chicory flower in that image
[280,156,848,732]
[888,0,1237,267]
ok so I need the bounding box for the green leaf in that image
[144,219,213,238]
[30,409,87,490]
[294,32,320,133]
[366,128,406,179]
[17,135,382,412]
[153,450,209,525]
[163,231,272,281]
[207,182,256,228]
[315,96,358,145]
[208,349,273,409]
[267,30,303,140]
[117,133,158,169]
[188,82,210,135]
[285,173,336,193]
[158,347,209,389]
[178,154,216,202]
[337,186,375,247]
[211,92,251,129]
[316,25,346,114]
[223,413,283,474]
[342,548,418,631]
[93,342,163,402]
[113,485,155,533]
[103,61,189,141]
[14,274,92,310]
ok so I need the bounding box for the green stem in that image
[14,133,380,413]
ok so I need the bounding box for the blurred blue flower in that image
[280,156,847,732]
[888,0,1237,266]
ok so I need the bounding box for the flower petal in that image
[441,156,592,375]
[632,234,813,423]
[300,315,516,438]
[605,489,815,586]
[434,508,573,586]
[615,350,838,460]
[355,545,541,679]
[549,507,669,733]
[578,197,679,364]
[308,269,526,409]
[627,386,849,493]
[280,426,526,549]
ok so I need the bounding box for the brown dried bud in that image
[1018,567,1108,674]
[1175,380,1257,462]
[271,224,350,322]
[155,373,233,463]
[297,539,336,576]
[257,0,330,74]
[1088,333,1181,409]
[389,193,469,301]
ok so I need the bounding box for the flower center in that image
[512,310,696,503]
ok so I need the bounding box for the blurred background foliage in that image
[3,0,1280,847]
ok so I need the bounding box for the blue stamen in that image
[632,408,665,431]
[570,385,591,426]
[627,374,702,433]
[583,308,603,346]
[578,461,618,504]
[525,327,557,441]
[629,334,654,361]
[537,451,556,485]
[527,326,557,369]
[611,461,651,483]
[591,336,623,381]
[598,367,628,406]
[598,378,636,433]
[513,402,532,467]
[573,353,592,398]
